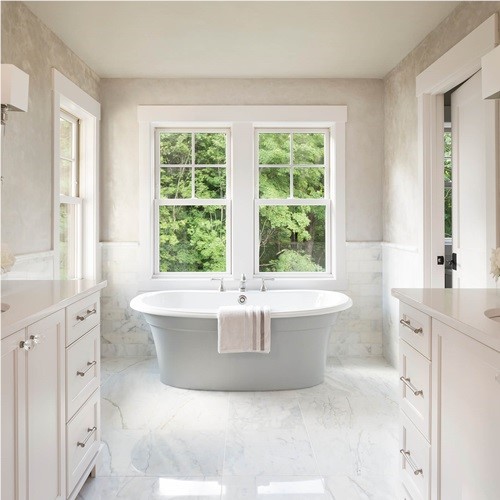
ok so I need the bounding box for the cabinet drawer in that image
[66,325,100,420]
[67,389,100,496]
[400,411,430,500]
[399,340,431,441]
[399,303,431,360]
[66,293,100,346]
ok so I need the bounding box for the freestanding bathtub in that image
[130,290,352,391]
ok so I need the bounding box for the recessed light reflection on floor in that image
[157,477,327,497]
[257,478,326,495]
[158,478,220,496]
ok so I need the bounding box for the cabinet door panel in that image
[27,310,65,500]
[1,330,27,500]
[435,320,500,500]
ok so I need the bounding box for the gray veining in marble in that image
[78,356,399,499]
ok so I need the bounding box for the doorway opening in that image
[443,94,453,288]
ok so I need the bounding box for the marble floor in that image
[77,357,400,500]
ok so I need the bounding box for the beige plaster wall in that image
[100,78,384,243]
[1,1,100,255]
[383,1,500,246]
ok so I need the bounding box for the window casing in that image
[53,69,100,281]
[138,106,347,290]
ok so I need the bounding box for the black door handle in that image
[447,252,457,270]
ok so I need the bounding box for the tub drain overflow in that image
[238,294,247,304]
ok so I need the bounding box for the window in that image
[155,130,230,274]
[59,111,82,279]
[257,130,329,274]
[53,69,100,280]
[138,106,347,290]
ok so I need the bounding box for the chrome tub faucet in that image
[239,273,247,292]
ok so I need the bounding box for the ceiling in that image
[25,1,460,79]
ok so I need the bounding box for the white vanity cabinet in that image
[393,288,500,500]
[433,320,500,500]
[1,281,105,500]
[1,310,65,500]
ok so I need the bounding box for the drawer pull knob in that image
[77,426,97,448]
[77,308,97,322]
[77,361,97,377]
[400,376,423,396]
[399,319,423,335]
[400,448,423,476]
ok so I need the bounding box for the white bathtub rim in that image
[130,289,353,319]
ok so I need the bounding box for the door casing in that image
[416,14,499,288]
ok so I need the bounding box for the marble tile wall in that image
[100,242,383,358]
[1,251,54,280]
[381,243,421,367]
[328,242,382,357]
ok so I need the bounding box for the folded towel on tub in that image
[217,305,271,354]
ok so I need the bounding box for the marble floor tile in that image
[228,392,303,431]
[324,475,399,500]
[77,476,222,499]
[221,476,333,499]
[223,427,318,476]
[81,356,399,498]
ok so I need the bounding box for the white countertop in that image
[392,288,500,352]
[1,280,107,339]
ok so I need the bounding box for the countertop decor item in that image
[1,244,15,274]
[490,247,500,282]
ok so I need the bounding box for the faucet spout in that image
[239,273,247,292]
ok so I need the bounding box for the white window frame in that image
[138,105,347,291]
[59,110,83,279]
[255,128,332,277]
[52,69,100,280]
[154,128,232,276]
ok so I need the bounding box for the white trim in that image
[137,105,347,290]
[416,15,499,97]
[138,105,347,125]
[53,70,100,120]
[416,14,499,288]
[52,69,101,280]
[12,250,55,263]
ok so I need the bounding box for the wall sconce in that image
[1,64,30,126]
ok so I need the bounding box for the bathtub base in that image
[145,314,337,391]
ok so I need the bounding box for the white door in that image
[451,71,489,287]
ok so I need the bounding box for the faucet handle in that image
[260,277,275,292]
[211,277,225,292]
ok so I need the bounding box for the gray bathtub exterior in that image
[143,312,338,391]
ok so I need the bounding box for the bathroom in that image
[1,1,499,499]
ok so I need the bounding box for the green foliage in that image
[444,132,452,238]
[268,250,324,272]
[158,131,327,273]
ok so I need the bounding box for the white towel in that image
[217,305,271,354]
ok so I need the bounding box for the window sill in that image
[137,275,347,293]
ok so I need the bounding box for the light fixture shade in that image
[482,45,500,100]
[1,63,29,112]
